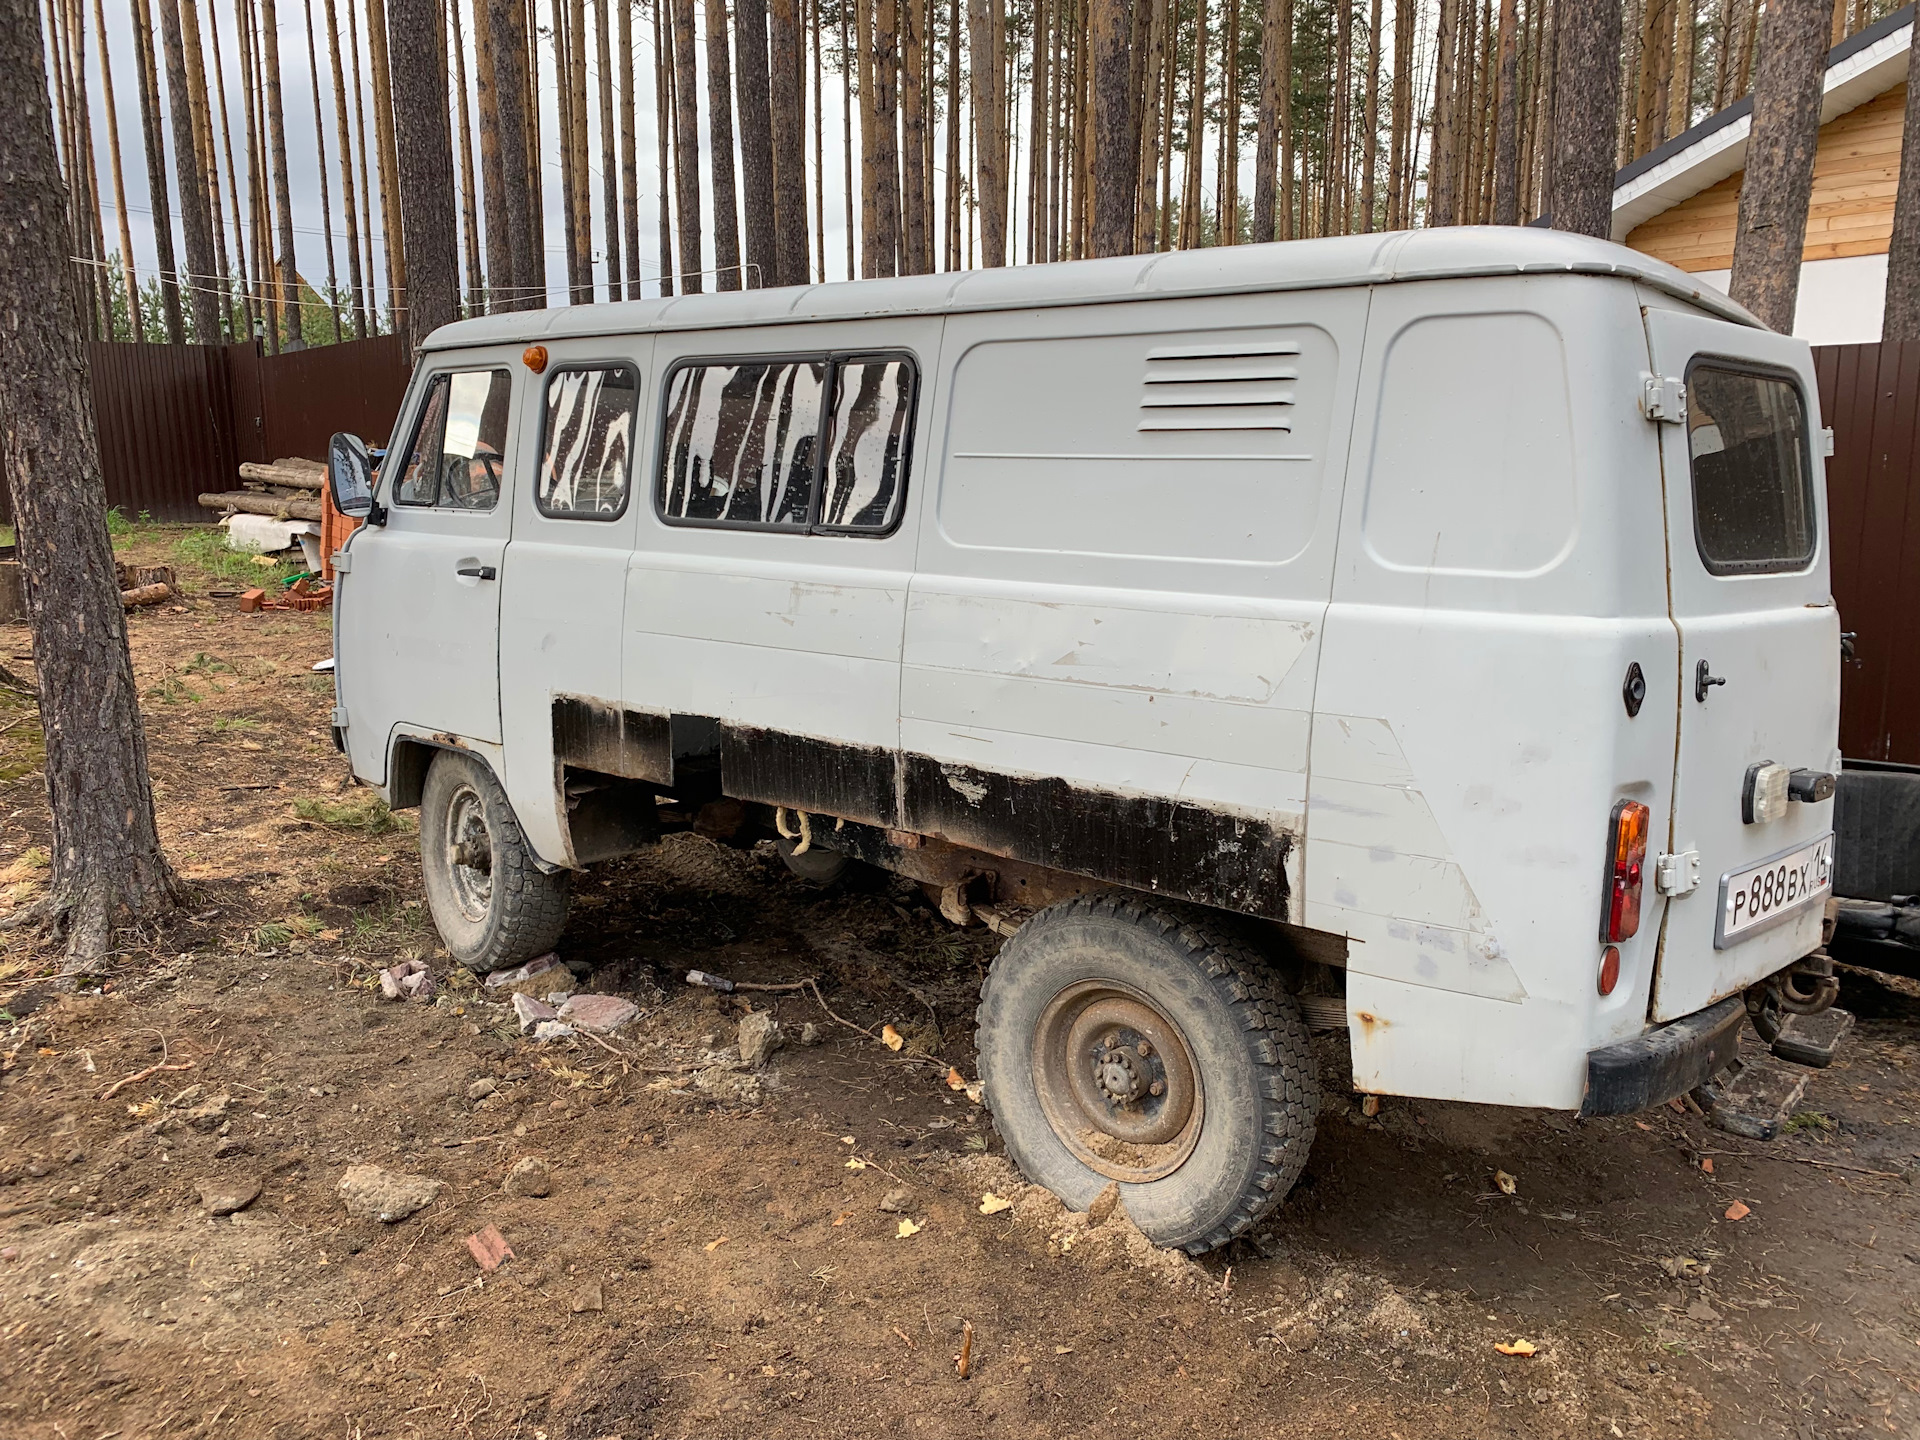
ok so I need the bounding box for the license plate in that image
[1715,833,1834,949]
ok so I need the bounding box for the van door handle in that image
[456,564,497,581]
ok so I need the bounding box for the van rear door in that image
[1643,306,1840,1022]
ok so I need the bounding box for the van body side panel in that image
[905,292,1371,923]
[497,337,653,865]
[619,320,942,822]
[1317,276,1678,1108]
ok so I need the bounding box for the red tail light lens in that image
[1598,945,1621,996]
[1603,801,1650,942]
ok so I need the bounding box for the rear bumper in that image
[1579,995,1746,1117]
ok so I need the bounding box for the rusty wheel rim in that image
[1031,980,1203,1184]
[443,783,494,922]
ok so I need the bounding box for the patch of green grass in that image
[347,898,429,945]
[145,677,202,704]
[173,526,309,589]
[180,652,234,675]
[206,716,260,734]
[1785,1110,1836,1133]
[292,794,411,835]
[253,922,293,948]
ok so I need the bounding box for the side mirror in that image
[327,432,383,524]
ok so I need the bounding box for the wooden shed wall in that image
[1625,82,1907,272]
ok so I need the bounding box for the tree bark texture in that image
[858,0,903,276]
[769,0,810,284]
[654,0,675,295]
[1430,0,1460,225]
[324,0,368,332]
[0,0,179,964]
[387,0,459,346]
[366,0,406,312]
[1548,0,1623,238]
[1883,18,1920,340]
[901,0,931,273]
[705,0,742,289]
[1089,0,1136,255]
[92,0,142,336]
[595,0,621,300]
[1492,0,1520,223]
[670,0,703,292]
[486,0,538,308]
[258,0,304,346]
[1728,0,1829,332]
[734,0,776,286]
[618,0,640,298]
[447,0,483,314]
[156,0,223,339]
[967,0,1008,265]
[129,0,183,340]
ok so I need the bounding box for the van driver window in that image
[540,366,639,518]
[657,352,914,534]
[394,368,513,511]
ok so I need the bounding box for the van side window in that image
[1685,365,1815,575]
[656,353,913,534]
[539,365,640,518]
[394,368,512,511]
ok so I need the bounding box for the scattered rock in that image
[466,1078,498,1101]
[557,994,639,1033]
[465,1224,515,1272]
[543,990,575,1007]
[570,1280,605,1313]
[1286,1322,1320,1349]
[378,958,432,1003]
[798,1022,821,1046]
[511,993,557,1032]
[337,1164,444,1223]
[693,1066,764,1106]
[504,1156,551,1198]
[1686,1298,1722,1324]
[196,1177,260,1217]
[1087,1181,1121,1228]
[211,1137,251,1159]
[0,1247,17,1262]
[739,1010,784,1068]
[483,954,564,999]
[182,1096,232,1132]
[878,1188,912,1214]
[531,1020,576,1042]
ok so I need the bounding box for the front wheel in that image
[975,894,1318,1254]
[419,749,570,973]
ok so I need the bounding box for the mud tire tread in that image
[420,750,570,974]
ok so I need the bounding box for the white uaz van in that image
[326,228,1843,1253]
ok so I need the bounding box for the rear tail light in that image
[1603,800,1650,942]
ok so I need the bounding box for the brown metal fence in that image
[1816,340,1920,765]
[0,333,413,526]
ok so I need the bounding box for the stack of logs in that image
[117,561,175,609]
[197,457,325,523]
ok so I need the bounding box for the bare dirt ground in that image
[0,524,1917,1440]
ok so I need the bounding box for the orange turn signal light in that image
[1603,800,1650,943]
[523,345,549,374]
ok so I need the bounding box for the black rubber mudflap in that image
[1834,768,1920,902]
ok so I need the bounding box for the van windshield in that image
[1685,365,1815,576]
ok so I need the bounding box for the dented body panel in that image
[331,229,1837,1114]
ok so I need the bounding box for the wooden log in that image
[121,582,172,608]
[237,461,326,490]
[198,490,324,521]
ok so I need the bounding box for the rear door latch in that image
[1642,374,1688,424]
[1655,850,1700,897]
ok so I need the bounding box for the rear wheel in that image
[975,894,1318,1254]
[419,750,569,973]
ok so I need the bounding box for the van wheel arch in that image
[386,737,435,811]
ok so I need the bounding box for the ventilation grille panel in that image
[1138,342,1300,432]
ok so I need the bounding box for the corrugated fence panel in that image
[256,334,414,461]
[1817,339,1920,765]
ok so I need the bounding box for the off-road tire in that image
[975,893,1318,1254]
[419,750,569,974]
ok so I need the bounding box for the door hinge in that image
[1820,426,1835,458]
[1642,374,1688,424]
[331,705,349,729]
[1655,850,1700,897]
[331,550,352,574]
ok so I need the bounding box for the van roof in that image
[421,226,1762,352]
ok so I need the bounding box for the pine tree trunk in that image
[484,0,535,308]
[1387,0,1409,227]
[178,0,230,332]
[619,0,641,298]
[259,0,304,346]
[865,0,904,275]
[1332,0,1352,232]
[1547,0,1622,237]
[1727,0,1827,332]
[595,0,622,299]
[387,0,460,345]
[654,0,676,294]
[472,0,506,311]
[522,0,544,300]
[901,0,931,272]
[1222,0,1241,240]
[130,0,184,340]
[304,0,345,337]
[324,0,368,333]
[769,0,809,283]
[367,0,406,315]
[1491,0,1519,222]
[1360,0,1381,230]
[1671,0,1695,136]
[345,0,380,321]
[0,0,180,966]
[1429,0,1459,225]
[1178,0,1205,246]
[706,0,743,288]
[1882,14,1920,339]
[944,0,959,270]
[671,0,703,292]
[92,0,142,337]
[1089,0,1136,254]
[448,0,483,315]
[735,0,778,286]
[569,0,593,302]
[815,0,830,280]
[238,0,275,345]
[968,0,1008,264]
